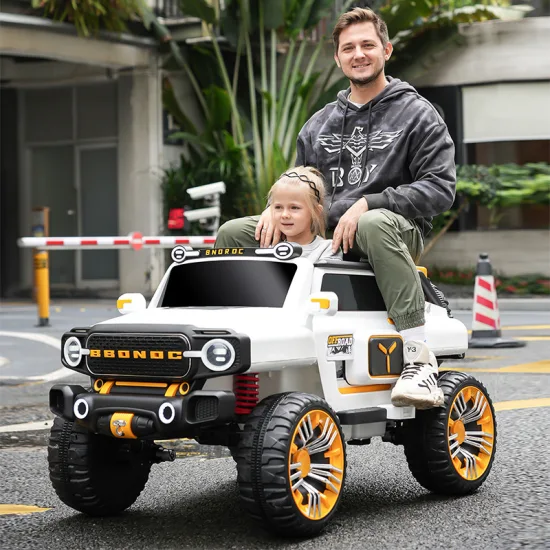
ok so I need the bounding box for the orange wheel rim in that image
[288,409,344,520]
[448,386,495,480]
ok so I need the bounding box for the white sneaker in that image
[391,340,444,409]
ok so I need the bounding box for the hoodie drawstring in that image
[360,102,373,187]
[328,102,348,210]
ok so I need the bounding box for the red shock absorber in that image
[233,373,259,415]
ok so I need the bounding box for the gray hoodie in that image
[296,77,456,237]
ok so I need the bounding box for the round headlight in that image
[201,339,236,372]
[63,337,83,367]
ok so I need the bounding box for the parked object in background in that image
[469,253,526,349]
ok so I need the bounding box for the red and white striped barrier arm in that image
[18,234,216,250]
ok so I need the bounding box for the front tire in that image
[403,371,497,495]
[236,392,346,537]
[48,417,152,516]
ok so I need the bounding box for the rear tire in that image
[403,371,497,495]
[48,417,152,516]
[236,392,346,537]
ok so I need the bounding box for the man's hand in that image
[255,208,282,248]
[332,197,369,254]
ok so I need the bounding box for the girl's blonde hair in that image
[268,166,327,238]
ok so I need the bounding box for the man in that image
[215,7,456,409]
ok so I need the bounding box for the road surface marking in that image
[441,360,550,374]
[0,505,51,516]
[517,336,550,341]
[0,420,53,433]
[0,357,9,368]
[500,324,550,331]
[494,397,550,412]
[0,331,72,383]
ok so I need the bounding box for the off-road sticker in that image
[327,334,354,359]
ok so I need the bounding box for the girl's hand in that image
[255,208,282,248]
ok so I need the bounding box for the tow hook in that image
[152,445,176,463]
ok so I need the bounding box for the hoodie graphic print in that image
[296,77,456,236]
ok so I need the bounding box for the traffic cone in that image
[469,253,525,348]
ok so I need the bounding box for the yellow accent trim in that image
[0,504,51,516]
[165,383,180,397]
[448,386,494,481]
[93,379,104,392]
[368,334,403,379]
[311,297,330,309]
[338,384,391,394]
[110,413,136,439]
[179,382,190,395]
[494,397,550,412]
[289,409,344,520]
[99,381,115,394]
[115,381,168,388]
[117,298,132,309]
[416,266,428,277]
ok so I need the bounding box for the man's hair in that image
[332,7,389,52]
[268,166,326,238]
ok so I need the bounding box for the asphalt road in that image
[1,301,549,549]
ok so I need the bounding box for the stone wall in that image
[421,230,550,276]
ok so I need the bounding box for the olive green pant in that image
[216,209,425,331]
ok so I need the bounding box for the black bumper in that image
[50,384,236,439]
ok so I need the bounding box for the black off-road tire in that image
[403,371,497,495]
[48,417,152,516]
[236,392,346,538]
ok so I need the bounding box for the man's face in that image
[334,22,392,87]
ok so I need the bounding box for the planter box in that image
[422,230,550,276]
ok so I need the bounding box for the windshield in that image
[160,260,297,308]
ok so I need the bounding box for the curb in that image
[449,297,550,312]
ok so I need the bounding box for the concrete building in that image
[407,7,550,276]
[0,0,198,298]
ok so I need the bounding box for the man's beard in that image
[348,64,384,87]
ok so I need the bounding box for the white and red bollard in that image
[469,253,525,348]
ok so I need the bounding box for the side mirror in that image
[307,292,338,316]
[117,293,147,315]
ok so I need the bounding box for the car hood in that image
[96,307,316,365]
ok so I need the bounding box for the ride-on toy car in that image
[48,243,497,537]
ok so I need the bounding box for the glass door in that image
[77,145,119,286]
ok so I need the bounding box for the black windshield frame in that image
[159,259,297,308]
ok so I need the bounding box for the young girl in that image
[267,166,342,262]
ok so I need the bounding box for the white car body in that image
[97,246,468,441]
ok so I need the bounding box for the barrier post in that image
[31,206,49,303]
[34,249,50,327]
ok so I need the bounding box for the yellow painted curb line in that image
[441,360,550,374]
[0,504,51,516]
[494,397,550,412]
[501,325,550,331]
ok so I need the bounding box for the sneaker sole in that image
[391,391,444,410]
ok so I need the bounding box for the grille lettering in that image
[89,349,182,360]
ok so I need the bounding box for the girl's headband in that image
[281,171,322,203]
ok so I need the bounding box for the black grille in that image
[194,397,218,421]
[86,333,191,378]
